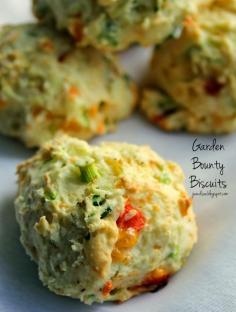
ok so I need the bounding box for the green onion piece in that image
[98,18,118,46]
[160,172,171,185]
[168,245,180,259]
[157,163,164,171]
[80,163,99,183]
[87,294,96,301]
[101,207,112,219]
[92,195,106,206]
[45,190,57,200]
[123,73,131,83]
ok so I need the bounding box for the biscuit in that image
[15,135,197,304]
[0,24,136,147]
[33,0,191,51]
[141,0,236,133]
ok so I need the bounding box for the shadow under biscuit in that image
[0,135,33,159]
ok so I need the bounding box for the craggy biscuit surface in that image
[0,24,136,147]
[15,136,197,304]
[141,0,236,133]
[33,0,192,51]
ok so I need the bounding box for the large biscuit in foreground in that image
[0,24,136,147]
[15,136,197,304]
[141,0,236,133]
[33,0,191,51]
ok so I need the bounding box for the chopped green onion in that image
[153,4,159,12]
[101,207,112,219]
[87,294,96,301]
[168,245,180,259]
[157,164,164,171]
[80,111,89,127]
[98,17,118,46]
[160,172,171,185]
[92,195,106,206]
[123,73,131,83]
[80,163,99,183]
[157,96,177,112]
[45,190,57,200]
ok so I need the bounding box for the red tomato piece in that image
[204,78,224,96]
[102,280,113,296]
[152,114,164,124]
[116,203,146,232]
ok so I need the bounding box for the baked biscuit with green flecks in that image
[33,0,193,51]
[141,0,236,133]
[0,24,136,147]
[15,136,197,304]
